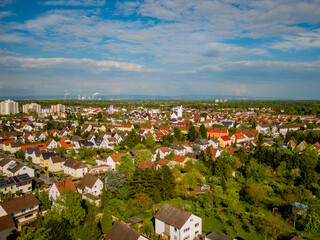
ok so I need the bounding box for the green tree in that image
[145,135,155,148]
[79,210,101,240]
[100,207,113,234]
[39,190,50,212]
[135,149,153,166]
[16,149,25,160]
[173,127,183,141]
[120,130,142,149]
[54,189,85,226]
[55,146,66,155]
[105,171,125,193]
[18,227,52,240]
[199,124,207,139]
[187,125,198,141]
[133,193,152,209]
[116,154,134,172]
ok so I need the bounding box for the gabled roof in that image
[138,160,155,170]
[64,159,87,169]
[154,204,191,229]
[206,231,231,240]
[171,155,188,163]
[106,221,142,240]
[77,173,100,190]
[158,147,171,153]
[220,136,231,141]
[0,194,40,215]
[0,214,16,232]
[54,178,76,193]
[109,153,123,162]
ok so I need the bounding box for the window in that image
[174,228,177,232]
[183,236,190,240]
[190,218,193,222]
[195,223,199,227]
[183,227,190,233]
[195,231,199,235]
[164,224,170,233]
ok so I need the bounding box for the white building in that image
[76,173,103,196]
[0,100,18,115]
[0,194,39,231]
[177,105,183,118]
[64,159,88,178]
[49,178,76,202]
[154,204,202,240]
[22,103,41,114]
[51,104,65,113]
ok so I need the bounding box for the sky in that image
[0,0,320,99]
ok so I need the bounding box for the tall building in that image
[0,99,19,115]
[22,103,41,114]
[177,105,183,118]
[51,104,65,113]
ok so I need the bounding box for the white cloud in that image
[0,11,13,18]
[270,30,320,50]
[40,0,105,7]
[195,60,320,73]
[0,56,157,72]
[0,0,15,7]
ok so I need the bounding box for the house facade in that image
[154,204,202,240]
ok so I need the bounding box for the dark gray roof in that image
[206,232,231,240]
[106,222,142,240]
[154,204,191,229]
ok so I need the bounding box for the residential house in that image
[40,152,58,168]
[118,124,134,132]
[138,160,156,170]
[207,128,228,138]
[218,136,232,147]
[0,214,17,240]
[171,155,190,168]
[156,147,171,159]
[154,204,202,240]
[205,231,231,240]
[287,140,296,149]
[194,138,210,151]
[140,125,154,132]
[106,221,149,240]
[6,162,34,178]
[105,153,123,170]
[231,133,248,144]
[60,136,73,149]
[170,143,186,156]
[48,155,66,172]
[256,124,277,134]
[0,194,40,231]
[278,125,300,136]
[76,173,103,196]
[298,141,308,152]
[0,155,16,175]
[0,173,33,195]
[313,142,320,155]
[64,159,88,178]
[46,138,59,149]
[49,178,76,202]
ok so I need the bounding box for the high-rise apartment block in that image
[22,103,41,114]
[51,104,65,113]
[0,99,19,115]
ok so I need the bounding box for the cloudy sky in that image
[0,0,320,99]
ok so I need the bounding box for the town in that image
[0,99,319,240]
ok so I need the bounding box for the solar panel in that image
[18,174,31,181]
[0,179,6,187]
[12,176,19,183]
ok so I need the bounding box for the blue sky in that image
[0,0,320,99]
